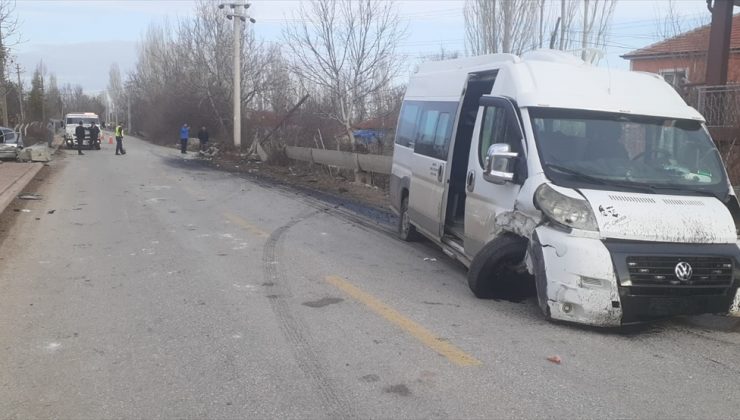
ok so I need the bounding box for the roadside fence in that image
[284,146,392,175]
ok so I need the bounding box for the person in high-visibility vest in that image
[115,123,126,155]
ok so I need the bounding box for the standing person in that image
[115,122,125,155]
[179,123,189,154]
[197,126,209,151]
[89,121,100,150]
[74,121,85,155]
[46,120,54,148]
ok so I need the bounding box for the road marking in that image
[224,212,270,238]
[325,275,481,367]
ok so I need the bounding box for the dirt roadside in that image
[0,159,63,256]
[173,142,395,218]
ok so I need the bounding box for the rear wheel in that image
[398,195,420,242]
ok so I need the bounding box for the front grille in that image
[626,256,733,287]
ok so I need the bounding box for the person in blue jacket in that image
[179,123,189,154]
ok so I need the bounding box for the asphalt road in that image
[1,136,739,419]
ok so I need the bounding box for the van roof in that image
[407,49,703,121]
[65,112,99,117]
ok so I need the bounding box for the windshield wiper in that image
[645,184,724,199]
[544,163,655,193]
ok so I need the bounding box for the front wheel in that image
[398,196,420,242]
[467,234,533,300]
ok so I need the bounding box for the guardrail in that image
[285,146,392,174]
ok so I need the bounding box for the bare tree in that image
[558,0,580,51]
[124,1,280,144]
[579,0,617,62]
[282,0,406,154]
[59,83,105,117]
[464,0,539,55]
[463,0,615,63]
[0,0,19,125]
[107,63,124,123]
[44,73,61,119]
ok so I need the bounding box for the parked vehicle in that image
[0,126,23,159]
[63,112,101,150]
[390,49,740,326]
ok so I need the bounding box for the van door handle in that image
[437,165,444,182]
[466,171,475,192]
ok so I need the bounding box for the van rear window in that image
[395,102,421,148]
[394,100,458,161]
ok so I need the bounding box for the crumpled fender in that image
[729,288,740,317]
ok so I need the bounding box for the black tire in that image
[398,195,420,242]
[467,234,533,300]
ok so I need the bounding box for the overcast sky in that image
[12,0,712,93]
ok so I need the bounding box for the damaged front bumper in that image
[530,226,623,327]
[530,226,740,326]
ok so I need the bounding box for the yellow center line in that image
[326,275,481,367]
[224,212,270,238]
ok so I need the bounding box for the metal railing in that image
[695,84,740,127]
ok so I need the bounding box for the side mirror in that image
[483,143,518,184]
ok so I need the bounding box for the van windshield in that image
[67,117,98,125]
[529,108,728,198]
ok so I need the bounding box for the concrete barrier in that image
[285,146,392,174]
[358,153,392,174]
[285,146,313,163]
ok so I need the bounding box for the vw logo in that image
[675,261,693,281]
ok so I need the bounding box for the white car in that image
[0,126,23,159]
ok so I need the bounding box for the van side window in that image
[478,106,506,167]
[478,105,524,169]
[414,102,457,160]
[395,102,421,148]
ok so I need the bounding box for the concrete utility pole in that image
[40,72,45,123]
[127,94,131,134]
[582,0,589,61]
[218,2,256,149]
[15,63,22,123]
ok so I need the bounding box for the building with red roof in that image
[622,14,740,86]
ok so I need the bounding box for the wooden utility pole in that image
[706,0,735,86]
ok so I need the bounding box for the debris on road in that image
[13,208,31,213]
[17,145,51,162]
[198,145,219,159]
[423,257,437,262]
[47,209,55,214]
[546,355,562,365]
[18,193,42,200]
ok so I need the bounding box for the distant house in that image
[622,14,740,87]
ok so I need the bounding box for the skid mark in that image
[262,211,354,418]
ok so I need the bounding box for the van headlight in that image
[534,183,599,231]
